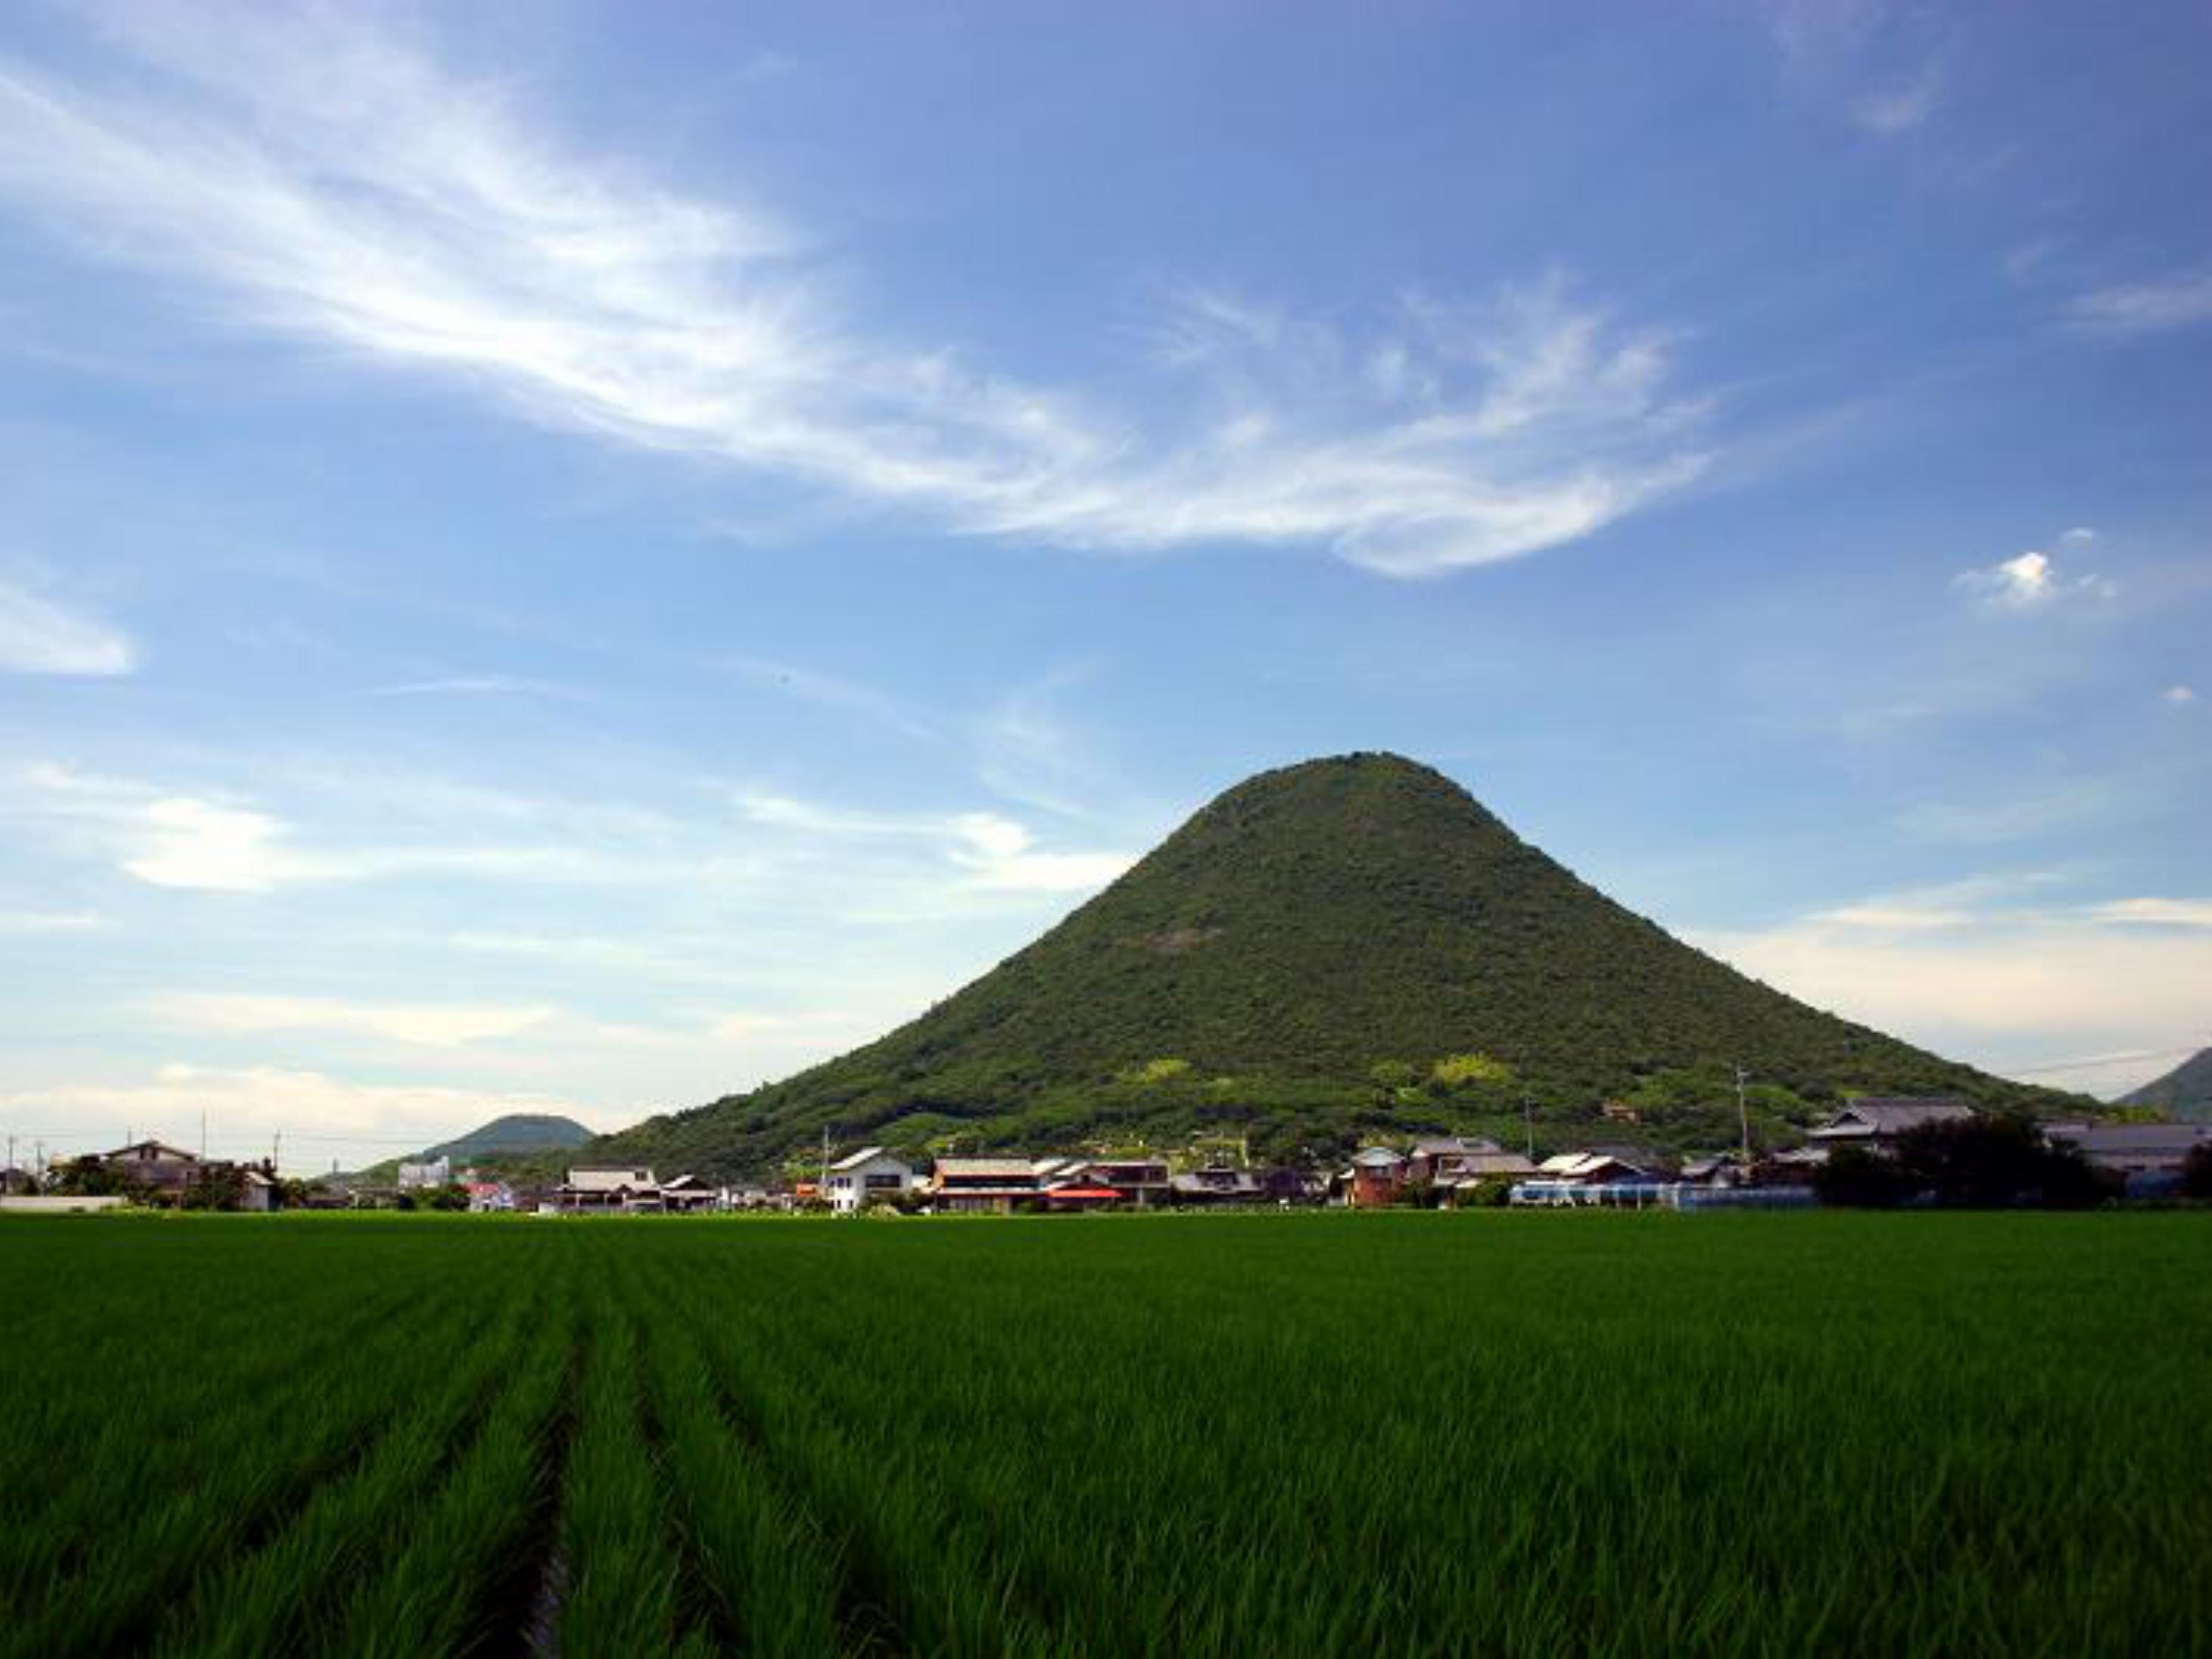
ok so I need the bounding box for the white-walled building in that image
[825,1147,917,1213]
[397,1156,452,1191]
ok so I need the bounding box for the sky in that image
[1,0,2208,1173]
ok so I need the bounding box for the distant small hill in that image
[2118,1048,2212,1121]
[587,752,2081,1180]
[420,1113,594,1164]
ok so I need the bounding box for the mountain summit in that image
[600,753,2063,1176]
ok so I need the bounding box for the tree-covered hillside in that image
[591,754,2079,1178]
[2118,1048,2212,1121]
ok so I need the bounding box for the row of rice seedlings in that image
[324,1290,582,1658]
[633,1302,849,1658]
[546,1259,714,1658]
[145,1277,546,1658]
[673,1276,1062,1658]
[0,1247,424,1539]
[678,1214,2212,1658]
[0,1284,488,1658]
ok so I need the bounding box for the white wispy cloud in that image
[11,762,609,893]
[0,577,136,675]
[2066,268,2212,336]
[370,675,580,699]
[2083,897,2212,929]
[736,789,1133,894]
[0,7,1716,580]
[0,908,108,934]
[1851,66,1941,133]
[149,991,555,1048]
[1806,870,2065,931]
[2163,684,2197,706]
[1954,549,2113,610]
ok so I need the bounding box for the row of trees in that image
[1812,1116,2212,1208]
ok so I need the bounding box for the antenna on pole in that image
[1735,1066,1753,1176]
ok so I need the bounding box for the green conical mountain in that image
[597,753,2073,1178]
[420,1113,594,1164]
[2118,1048,2212,1121]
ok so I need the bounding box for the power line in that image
[1999,1044,2205,1078]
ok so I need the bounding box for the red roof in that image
[1047,1186,1125,1201]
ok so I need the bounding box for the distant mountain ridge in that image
[420,1113,594,1164]
[589,752,2079,1179]
[2118,1048,2212,1122]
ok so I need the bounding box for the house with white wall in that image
[825,1147,917,1213]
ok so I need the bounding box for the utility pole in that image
[819,1125,831,1196]
[200,1109,207,1161]
[1522,1095,1535,1162]
[272,1130,282,1175]
[1734,1066,1753,1176]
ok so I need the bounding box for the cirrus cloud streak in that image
[0,6,1716,580]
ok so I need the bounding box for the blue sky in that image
[1,1,2207,1172]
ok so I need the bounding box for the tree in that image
[1890,1115,2116,1209]
[46,1158,131,1198]
[1430,1053,1513,1091]
[2180,1142,2212,1202]
[1812,1145,1916,1208]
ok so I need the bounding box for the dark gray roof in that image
[1810,1099,1974,1138]
[2050,1123,2209,1154]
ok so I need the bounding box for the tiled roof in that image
[932,1158,1039,1180]
[564,1167,658,1192]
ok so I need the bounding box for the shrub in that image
[2180,1143,2212,1202]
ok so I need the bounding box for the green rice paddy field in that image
[3,1211,2208,1658]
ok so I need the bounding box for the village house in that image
[1805,1098,1974,1158]
[928,1158,1046,1214]
[89,1139,205,1202]
[824,1148,917,1214]
[1344,1147,1408,1208]
[1043,1182,1126,1211]
[557,1166,661,1212]
[237,1166,275,1211]
[658,1173,719,1213]
[1169,1165,1265,1205]
[396,1157,452,1192]
[1407,1136,1538,1187]
[1537,1150,1654,1185]
[1074,1155,1172,1206]
[2044,1121,2211,1194]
